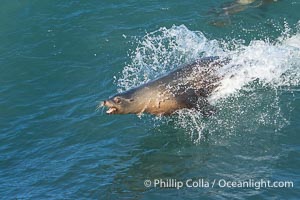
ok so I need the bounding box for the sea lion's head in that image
[102,93,137,115]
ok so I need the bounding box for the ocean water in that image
[1,0,300,199]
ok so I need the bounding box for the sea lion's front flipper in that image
[195,97,217,117]
[182,89,216,116]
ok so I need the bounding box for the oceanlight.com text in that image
[143,178,294,190]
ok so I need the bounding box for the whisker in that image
[100,106,105,115]
[96,101,104,112]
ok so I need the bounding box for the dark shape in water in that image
[209,0,278,27]
[102,57,227,116]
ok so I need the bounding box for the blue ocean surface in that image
[1,0,300,199]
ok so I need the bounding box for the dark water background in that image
[1,0,300,199]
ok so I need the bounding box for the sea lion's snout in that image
[102,99,118,114]
[102,93,138,115]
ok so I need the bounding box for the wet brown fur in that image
[102,57,226,116]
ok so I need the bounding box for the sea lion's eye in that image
[114,97,121,104]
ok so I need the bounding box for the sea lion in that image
[222,0,278,15]
[210,0,278,26]
[102,57,226,116]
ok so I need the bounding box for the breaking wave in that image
[116,23,300,143]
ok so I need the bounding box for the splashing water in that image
[116,24,300,143]
[117,25,225,92]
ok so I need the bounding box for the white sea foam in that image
[211,37,300,102]
[116,24,300,143]
[117,25,225,92]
